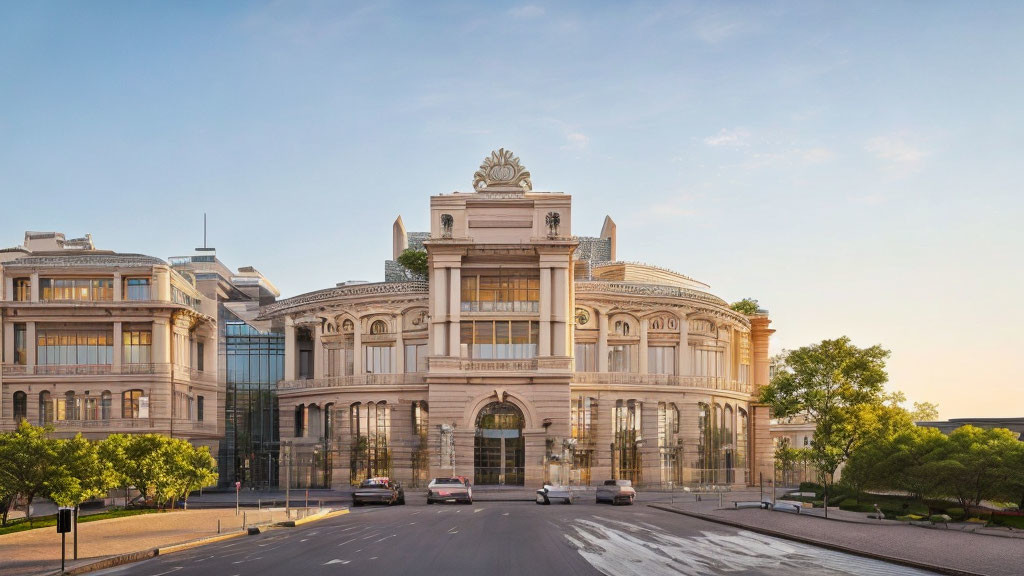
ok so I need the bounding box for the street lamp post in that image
[282,440,291,517]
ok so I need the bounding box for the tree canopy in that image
[729,298,760,315]
[396,248,428,278]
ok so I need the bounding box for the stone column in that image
[25,321,36,373]
[597,310,608,372]
[353,317,363,375]
[448,266,461,357]
[2,322,14,366]
[641,400,660,486]
[4,277,13,302]
[313,322,324,379]
[432,264,447,356]
[539,267,552,356]
[749,315,774,392]
[112,322,122,372]
[113,271,122,301]
[284,316,297,381]
[638,318,649,374]
[395,318,405,374]
[30,272,39,302]
[551,266,569,356]
[152,319,170,364]
[677,312,689,376]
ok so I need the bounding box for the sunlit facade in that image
[266,150,776,489]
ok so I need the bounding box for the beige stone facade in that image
[264,150,776,489]
[0,232,222,452]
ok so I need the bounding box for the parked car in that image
[535,485,575,505]
[426,477,473,504]
[596,479,636,505]
[352,477,405,507]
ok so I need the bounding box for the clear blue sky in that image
[2,2,1022,419]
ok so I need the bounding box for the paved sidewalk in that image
[0,507,311,576]
[653,490,1022,576]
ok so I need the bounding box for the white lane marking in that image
[230,557,262,564]
[565,519,937,576]
[370,557,378,560]
[411,511,421,515]
[337,538,357,547]
[474,509,483,513]
[340,526,358,532]
[324,559,350,565]
[375,534,397,543]
[502,513,509,516]
[447,526,459,534]
[408,521,417,525]
[149,568,183,576]
[362,532,381,540]
[300,539,308,542]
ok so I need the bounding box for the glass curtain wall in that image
[219,311,284,489]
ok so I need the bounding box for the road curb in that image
[648,504,987,576]
[276,507,349,527]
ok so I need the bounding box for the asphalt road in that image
[94,495,940,576]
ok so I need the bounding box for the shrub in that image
[929,514,952,524]
[945,507,965,520]
[965,517,987,524]
[812,500,824,508]
[799,482,823,493]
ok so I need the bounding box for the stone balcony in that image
[277,373,426,393]
[427,356,573,373]
[1,362,216,384]
[573,372,753,394]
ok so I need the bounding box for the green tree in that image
[154,440,218,509]
[121,434,171,505]
[730,298,760,315]
[0,421,59,524]
[396,248,428,278]
[47,435,113,509]
[97,434,133,507]
[935,425,1019,507]
[910,401,940,422]
[759,337,891,514]
[997,440,1024,510]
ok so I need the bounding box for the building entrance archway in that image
[474,402,525,485]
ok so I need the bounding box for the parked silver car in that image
[427,476,473,504]
[535,485,575,505]
[596,479,636,505]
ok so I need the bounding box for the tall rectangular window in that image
[14,324,27,365]
[608,344,637,373]
[647,346,675,375]
[692,348,725,377]
[574,342,596,371]
[13,278,31,301]
[123,330,152,364]
[197,396,204,421]
[404,343,428,373]
[124,277,151,300]
[196,342,205,371]
[364,345,394,373]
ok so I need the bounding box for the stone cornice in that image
[259,281,429,319]
[575,282,751,328]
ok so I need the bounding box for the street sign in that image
[56,508,72,534]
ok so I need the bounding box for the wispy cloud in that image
[508,5,545,19]
[704,128,751,148]
[561,132,589,151]
[865,134,928,173]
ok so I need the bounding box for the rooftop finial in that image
[473,148,532,191]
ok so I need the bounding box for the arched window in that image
[736,408,748,482]
[65,391,78,420]
[38,391,53,425]
[370,320,389,335]
[13,391,27,421]
[101,391,112,420]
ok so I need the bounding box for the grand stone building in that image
[264,149,776,489]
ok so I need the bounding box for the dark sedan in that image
[352,477,405,507]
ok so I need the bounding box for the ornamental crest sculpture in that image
[473,148,532,191]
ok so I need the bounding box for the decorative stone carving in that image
[545,211,561,237]
[472,148,532,191]
[574,307,590,326]
[440,213,454,238]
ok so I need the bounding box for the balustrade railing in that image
[278,372,425,391]
[573,372,752,393]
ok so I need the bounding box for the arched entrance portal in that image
[474,402,525,485]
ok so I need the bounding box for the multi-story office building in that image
[0,232,221,451]
[263,149,776,489]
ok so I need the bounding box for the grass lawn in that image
[0,508,168,536]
